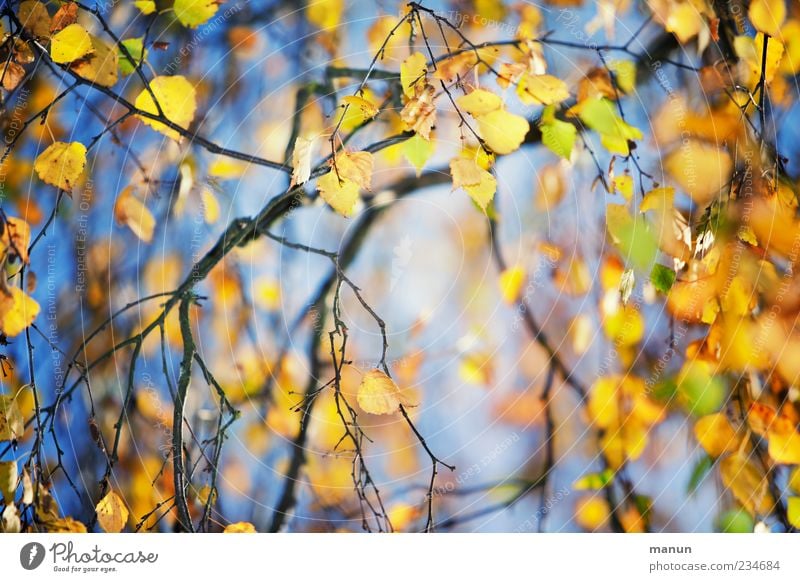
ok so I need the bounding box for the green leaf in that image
[573,468,615,491]
[650,264,676,294]
[541,118,577,159]
[687,454,713,494]
[173,0,219,29]
[606,203,659,271]
[403,133,434,176]
[119,38,147,76]
[717,507,755,533]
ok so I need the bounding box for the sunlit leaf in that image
[50,23,93,64]
[134,75,198,141]
[174,0,219,28]
[34,141,87,192]
[95,490,128,533]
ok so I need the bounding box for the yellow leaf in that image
[477,109,529,155]
[341,95,379,122]
[46,517,88,533]
[749,0,786,37]
[357,369,411,415]
[767,417,800,464]
[612,174,633,200]
[575,495,610,531]
[720,452,773,515]
[0,460,17,503]
[50,23,93,64]
[71,35,119,88]
[790,466,800,492]
[208,158,247,180]
[499,265,526,304]
[201,189,220,224]
[665,1,703,43]
[517,74,569,105]
[317,170,360,217]
[306,0,343,30]
[135,0,156,15]
[34,141,87,192]
[450,157,496,212]
[0,395,24,442]
[134,75,197,141]
[0,288,40,337]
[174,0,219,29]
[664,140,732,206]
[400,52,428,99]
[456,89,502,116]
[588,376,619,429]
[693,413,740,457]
[95,490,128,533]
[789,497,800,528]
[735,34,785,85]
[224,521,257,533]
[114,186,155,243]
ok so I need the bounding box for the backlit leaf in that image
[95,490,128,533]
[49,23,93,64]
[134,75,198,141]
[34,141,87,192]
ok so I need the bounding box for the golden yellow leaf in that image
[450,157,496,212]
[224,521,257,533]
[767,417,800,464]
[208,158,247,179]
[95,490,128,533]
[749,0,786,37]
[0,288,40,337]
[0,395,24,442]
[517,73,569,105]
[134,75,197,141]
[456,89,503,116]
[499,265,526,304]
[335,151,373,190]
[664,140,732,206]
[588,376,620,429]
[114,186,156,243]
[401,52,428,99]
[720,452,773,515]
[50,23,93,64]
[357,369,411,415]
[341,95,379,123]
[134,0,156,15]
[317,171,360,217]
[0,460,17,503]
[33,141,87,192]
[789,467,800,492]
[71,35,119,88]
[201,189,220,224]
[575,495,610,531]
[789,497,800,528]
[477,109,529,155]
[693,413,740,457]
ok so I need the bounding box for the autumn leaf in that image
[290,135,317,186]
[19,1,52,39]
[95,490,129,533]
[357,369,413,415]
[342,95,379,123]
[174,0,219,29]
[71,35,119,88]
[403,133,434,176]
[693,413,740,457]
[499,265,526,304]
[400,83,437,140]
[317,151,373,217]
[450,157,497,212]
[0,394,24,442]
[0,288,41,337]
[749,0,786,37]
[114,186,156,243]
[0,460,17,503]
[720,452,773,515]
[224,521,257,533]
[517,73,569,106]
[134,0,156,15]
[134,75,198,141]
[50,24,94,64]
[401,52,428,99]
[34,141,87,192]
